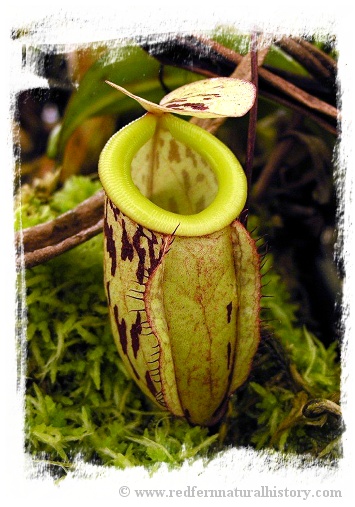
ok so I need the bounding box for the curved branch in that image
[16,189,105,269]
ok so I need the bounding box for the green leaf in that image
[53,44,201,159]
[263,45,310,76]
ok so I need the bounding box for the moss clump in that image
[20,176,218,476]
[19,176,342,478]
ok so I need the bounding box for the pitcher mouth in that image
[99,112,247,237]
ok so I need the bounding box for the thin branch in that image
[276,37,335,84]
[259,66,337,118]
[242,32,259,227]
[294,37,337,77]
[260,89,337,135]
[16,189,105,269]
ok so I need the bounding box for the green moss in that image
[20,176,342,477]
[21,176,217,476]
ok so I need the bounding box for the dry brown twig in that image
[277,37,336,84]
[17,190,104,269]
